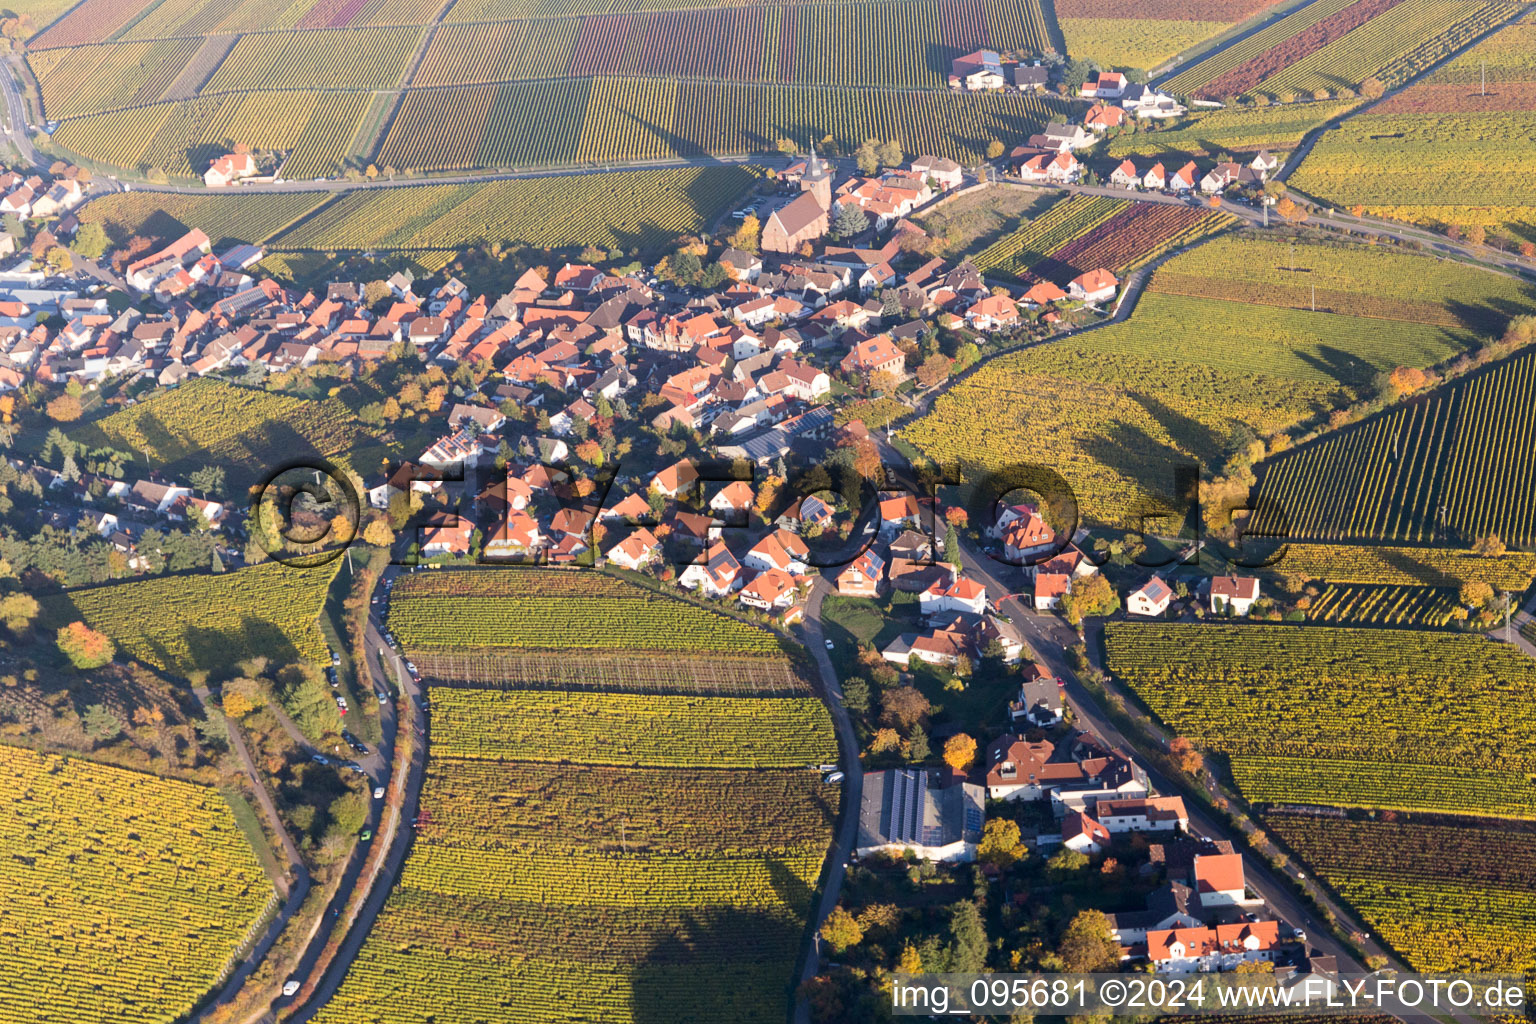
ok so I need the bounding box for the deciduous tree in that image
[943,732,976,770]
[58,621,114,668]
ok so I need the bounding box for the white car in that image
[373,786,385,800]
[282,979,301,997]
[823,639,834,650]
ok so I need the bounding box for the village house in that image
[835,549,885,597]
[1193,853,1252,908]
[1014,64,1048,91]
[1110,159,1141,189]
[419,511,474,558]
[998,505,1056,562]
[1069,268,1119,304]
[966,294,1019,331]
[678,541,742,597]
[743,529,809,575]
[919,576,987,617]
[1169,161,1199,192]
[739,567,798,610]
[882,627,968,667]
[1127,576,1173,617]
[839,333,906,379]
[1210,575,1260,615]
[1096,795,1188,834]
[1201,162,1242,193]
[484,510,544,559]
[708,480,754,520]
[1080,71,1126,99]
[949,49,1004,90]
[1146,922,1280,973]
[1014,150,1081,184]
[1011,668,1064,726]
[606,527,660,570]
[1084,103,1128,131]
[651,459,699,499]
[1142,162,1167,190]
[1106,882,1204,945]
[1061,810,1111,854]
[909,155,964,191]
[983,733,1147,810]
[1119,84,1186,119]
[204,153,257,188]
[857,768,985,862]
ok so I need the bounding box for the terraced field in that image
[905,236,1499,526]
[1291,19,1536,237]
[1265,814,1536,970]
[315,568,839,1024]
[1104,622,1536,817]
[0,745,274,1024]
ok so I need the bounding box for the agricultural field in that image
[316,566,838,1024]
[1290,19,1536,237]
[72,377,386,490]
[387,568,787,655]
[1270,542,1536,590]
[1160,0,1513,100]
[34,0,1062,176]
[78,190,333,251]
[1106,98,1359,158]
[379,78,1063,171]
[906,235,1486,525]
[31,38,202,119]
[1249,346,1536,547]
[976,194,1233,280]
[1265,815,1536,970]
[1148,235,1532,335]
[1302,582,1459,626]
[430,687,837,766]
[260,166,756,257]
[0,745,274,1024]
[1056,0,1281,70]
[1103,622,1536,816]
[43,561,340,678]
[50,90,374,180]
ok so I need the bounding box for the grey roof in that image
[858,769,984,850]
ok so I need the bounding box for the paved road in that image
[790,578,864,1024]
[0,57,39,167]
[286,569,430,1022]
[944,536,1377,971]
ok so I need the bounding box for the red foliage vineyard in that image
[296,0,373,29]
[31,0,157,48]
[568,8,767,79]
[1032,205,1217,280]
[1371,80,1536,113]
[938,0,989,49]
[1054,0,1275,17]
[1196,0,1405,98]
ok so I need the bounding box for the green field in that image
[44,561,340,678]
[1106,98,1360,159]
[79,166,758,267]
[1104,622,1536,817]
[0,744,274,1024]
[388,568,786,655]
[905,235,1491,526]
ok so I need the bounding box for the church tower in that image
[800,148,832,210]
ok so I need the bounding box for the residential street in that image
[946,533,1386,972]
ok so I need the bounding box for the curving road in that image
[945,534,1383,972]
[790,579,864,1024]
[284,569,429,1022]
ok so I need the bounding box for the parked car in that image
[282,979,301,997]
[311,754,330,765]
[373,786,385,799]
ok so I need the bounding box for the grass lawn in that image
[820,591,1020,742]
[915,186,1061,259]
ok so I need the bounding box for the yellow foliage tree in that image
[942,732,976,771]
